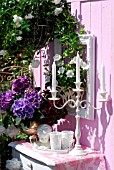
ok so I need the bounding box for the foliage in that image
[55,54,89,90]
[0,0,54,66]
[0,0,86,91]
[45,53,89,91]
[40,89,67,126]
[0,0,85,68]
[0,134,12,168]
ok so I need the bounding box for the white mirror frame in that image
[79,34,95,120]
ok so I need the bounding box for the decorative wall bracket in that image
[79,34,95,120]
[55,34,96,120]
[0,66,31,92]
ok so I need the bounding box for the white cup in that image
[61,130,74,150]
[50,132,62,150]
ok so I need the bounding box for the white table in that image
[9,141,106,170]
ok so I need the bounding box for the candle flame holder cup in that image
[74,82,82,89]
[48,90,60,101]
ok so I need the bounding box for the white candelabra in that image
[49,54,108,156]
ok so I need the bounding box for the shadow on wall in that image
[80,98,113,153]
[78,33,113,153]
[52,98,113,153]
[105,158,111,170]
[52,114,76,132]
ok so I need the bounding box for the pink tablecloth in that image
[9,141,106,170]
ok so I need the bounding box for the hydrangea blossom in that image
[12,76,30,94]
[0,90,14,111]
[24,87,42,109]
[12,98,34,119]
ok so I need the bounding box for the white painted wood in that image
[12,148,55,170]
[79,34,95,120]
[54,34,95,120]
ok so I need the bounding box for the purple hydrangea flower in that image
[24,87,42,109]
[0,90,14,111]
[12,98,34,119]
[12,76,30,94]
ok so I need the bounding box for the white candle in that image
[76,54,80,83]
[101,64,105,92]
[52,61,56,91]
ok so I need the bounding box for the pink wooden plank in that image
[105,1,114,170]
[90,1,102,91]
[81,1,91,32]
[70,1,80,19]
[67,0,87,2]
[101,1,111,93]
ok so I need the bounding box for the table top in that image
[9,141,106,170]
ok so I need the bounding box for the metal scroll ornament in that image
[0,66,31,92]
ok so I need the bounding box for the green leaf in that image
[15,118,21,125]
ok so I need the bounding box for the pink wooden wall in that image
[68,0,113,169]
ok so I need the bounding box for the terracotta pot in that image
[22,121,40,135]
[30,121,40,129]
[22,128,37,135]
